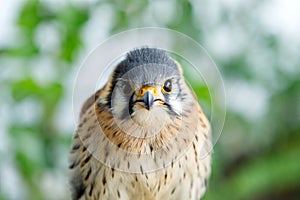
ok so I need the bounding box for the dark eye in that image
[162,79,172,94]
[121,81,133,95]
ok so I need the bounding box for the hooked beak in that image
[141,91,154,110]
[136,86,158,110]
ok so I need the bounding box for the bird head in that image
[103,48,192,130]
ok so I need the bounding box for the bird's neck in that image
[94,101,200,156]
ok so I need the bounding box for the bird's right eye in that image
[122,82,133,96]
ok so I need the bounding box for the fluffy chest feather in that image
[69,99,211,200]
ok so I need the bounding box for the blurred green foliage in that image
[0,0,299,200]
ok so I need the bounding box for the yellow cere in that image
[138,86,159,97]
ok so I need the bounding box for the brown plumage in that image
[69,47,212,200]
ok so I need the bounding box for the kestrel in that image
[69,47,212,200]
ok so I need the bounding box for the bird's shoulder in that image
[80,88,102,117]
[69,86,111,200]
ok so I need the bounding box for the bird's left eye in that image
[162,79,172,94]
